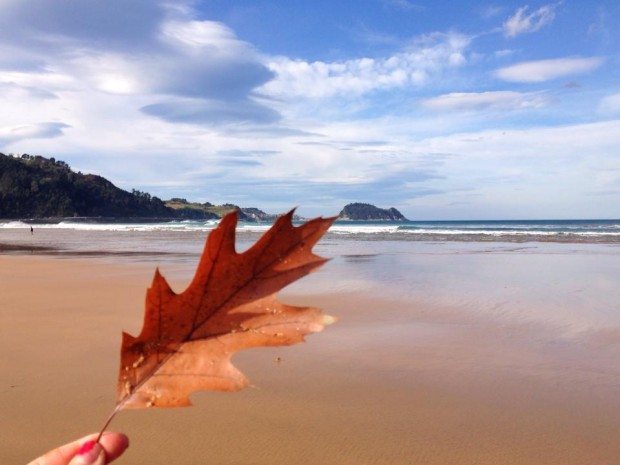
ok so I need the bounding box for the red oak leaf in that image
[114,210,335,411]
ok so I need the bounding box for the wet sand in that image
[1,255,619,464]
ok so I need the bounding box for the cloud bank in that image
[503,3,558,38]
[0,1,276,126]
[495,57,604,82]
[260,33,471,99]
[422,91,548,111]
[0,122,70,146]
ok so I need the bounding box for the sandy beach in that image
[1,251,619,464]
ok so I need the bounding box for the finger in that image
[68,433,129,465]
[67,441,105,465]
[98,432,129,463]
[27,432,129,465]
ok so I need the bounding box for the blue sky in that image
[0,0,618,219]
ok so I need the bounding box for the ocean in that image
[2,217,620,334]
[1,217,619,264]
[2,218,620,242]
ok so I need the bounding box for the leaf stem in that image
[96,403,123,443]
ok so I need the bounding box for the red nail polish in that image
[77,440,97,455]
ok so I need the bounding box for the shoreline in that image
[3,217,620,246]
[3,233,620,258]
[0,242,191,258]
[2,254,619,464]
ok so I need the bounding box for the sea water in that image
[2,218,620,333]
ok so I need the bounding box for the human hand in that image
[27,432,128,465]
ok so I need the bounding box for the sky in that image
[0,0,619,219]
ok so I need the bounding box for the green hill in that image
[0,153,274,221]
[165,198,275,222]
[0,153,175,219]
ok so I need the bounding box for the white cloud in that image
[382,0,425,12]
[481,5,504,20]
[494,49,515,58]
[401,119,620,218]
[495,57,603,82]
[0,70,75,90]
[0,81,58,99]
[159,19,257,60]
[599,93,620,114]
[141,97,279,125]
[0,2,276,125]
[417,119,620,158]
[503,4,558,38]
[422,91,548,111]
[0,122,70,146]
[259,32,471,99]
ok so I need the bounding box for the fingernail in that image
[77,441,97,456]
[69,440,105,465]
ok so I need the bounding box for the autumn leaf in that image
[114,209,335,412]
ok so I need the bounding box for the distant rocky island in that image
[0,153,408,222]
[339,202,407,221]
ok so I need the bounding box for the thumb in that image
[68,441,106,465]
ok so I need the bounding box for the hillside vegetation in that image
[0,153,172,219]
[165,199,274,222]
[0,153,272,221]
